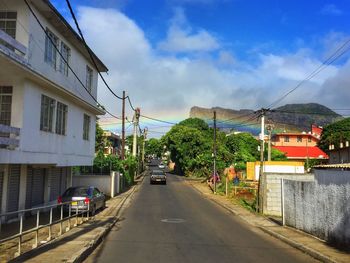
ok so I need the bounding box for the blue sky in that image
[50,0,350,135]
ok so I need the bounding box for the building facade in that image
[0,0,107,217]
[271,126,328,161]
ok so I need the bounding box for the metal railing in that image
[0,201,91,258]
[0,124,20,149]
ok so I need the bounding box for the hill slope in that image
[190,103,342,134]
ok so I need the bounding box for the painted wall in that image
[2,0,98,103]
[0,80,96,166]
[283,169,350,246]
[247,161,305,181]
[262,173,314,216]
[273,134,318,147]
[72,173,121,198]
[0,1,100,166]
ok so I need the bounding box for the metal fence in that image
[0,201,91,258]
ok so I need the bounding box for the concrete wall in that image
[263,173,314,216]
[72,172,121,198]
[247,161,305,181]
[283,169,350,246]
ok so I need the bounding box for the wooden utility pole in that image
[121,91,126,160]
[213,111,217,194]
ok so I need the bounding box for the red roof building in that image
[272,125,328,161]
[273,146,328,160]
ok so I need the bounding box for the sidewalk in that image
[186,180,350,263]
[1,176,143,263]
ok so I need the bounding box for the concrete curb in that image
[11,175,144,263]
[67,176,143,263]
[259,227,337,263]
[187,181,338,263]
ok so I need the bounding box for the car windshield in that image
[62,187,90,197]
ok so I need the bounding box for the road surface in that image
[86,166,317,263]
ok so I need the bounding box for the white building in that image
[0,0,107,217]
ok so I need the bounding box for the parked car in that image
[58,186,106,215]
[150,170,166,185]
[158,163,165,169]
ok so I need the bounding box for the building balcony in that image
[0,29,27,65]
[0,124,20,150]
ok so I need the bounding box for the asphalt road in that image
[86,166,317,263]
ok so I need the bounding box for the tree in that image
[226,133,260,171]
[270,148,287,161]
[178,118,209,131]
[319,117,350,151]
[145,138,163,158]
[95,122,105,153]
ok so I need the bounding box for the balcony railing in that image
[0,29,26,56]
[0,124,20,149]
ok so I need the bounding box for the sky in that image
[51,0,350,136]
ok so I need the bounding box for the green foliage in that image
[270,148,288,161]
[92,152,136,186]
[226,133,259,171]
[178,118,209,131]
[319,117,350,151]
[145,138,163,158]
[95,122,106,152]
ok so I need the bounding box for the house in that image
[327,141,350,164]
[103,131,121,156]
[0,0,107,217]
[271,125,328,162]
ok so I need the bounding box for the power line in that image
[267,38,350,109]
[217,111,258,124]
[23,0,121,120]
[64,0,123,100]
[140,115,177,125]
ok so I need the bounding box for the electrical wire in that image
[140,115,177,125]
[267,38,350,109]
[64,0,123,100]
[23,0,121,120]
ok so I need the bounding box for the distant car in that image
[58,186,106,215]
[158,163,165,169]
[150,170,166,185]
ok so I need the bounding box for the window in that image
[308,137,312,143]
[55,102,67,135]
[86,66,93,92]
[45,29,58,69]
[297,136,302,142]
[83,114,90,140]
[0,11,17,50]
[60,42,70,76]
[0,86,12,126]
[40,95,55,132]
[284,136,289,142]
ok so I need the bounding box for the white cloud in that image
[320,4,343,16]
[157,8,220,53]
[76,6,350,128]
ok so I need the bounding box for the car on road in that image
[58,186,106,215]
[158,163,165,169]
[150,170,166,184]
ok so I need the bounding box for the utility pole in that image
[213,111,217,194]
[132,108,140,157]
[121,91,126,160]
[257,108,268,213]
[142,127,148,171]
[266,123,274,161]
